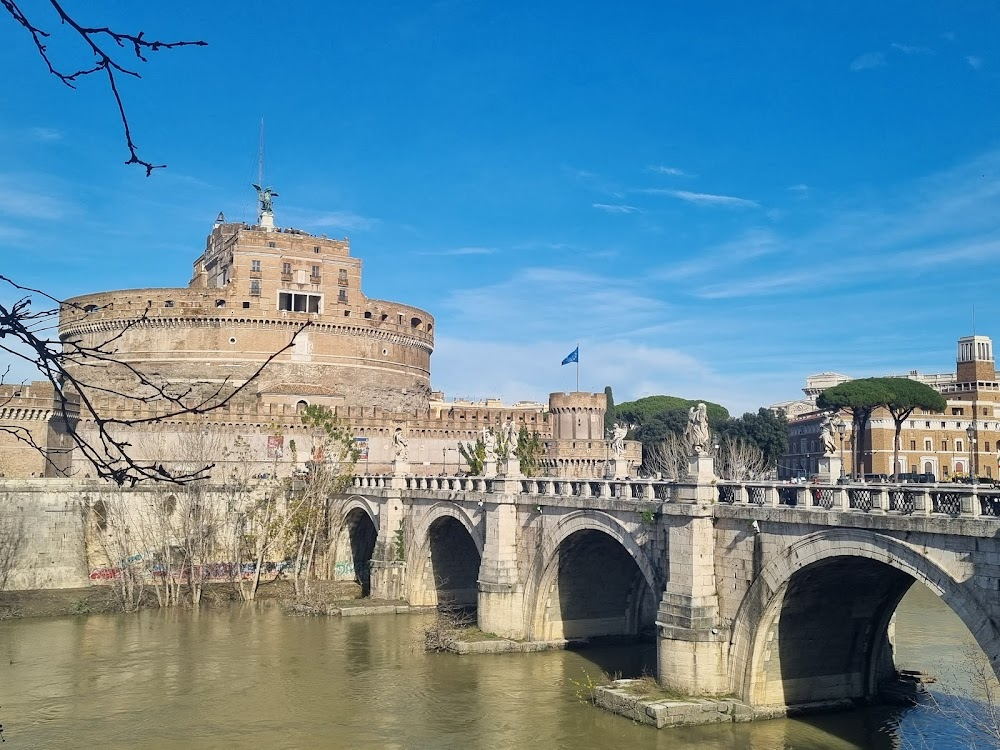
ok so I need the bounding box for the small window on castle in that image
[344,310,350,317]
[924,438,932,451]
[314,246,320,253]
[242,301,250,309]
[338,289,348,303]
[250,280,260,296]
[215,299,226,307]
[952,407,964,416]
[268,241,276,248]
[251,260,261,272]
[282,262,292,274]
[364,311,372,319]
[311,265,320,278]
[338,269,348,285]
[910,440,916,451]
[987,441,992,453]
[164,300,174,308]
[942,439,948,451]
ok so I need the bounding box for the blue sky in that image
[3,1,1000,415]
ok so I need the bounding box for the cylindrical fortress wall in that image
[547,392,606,441]
[59,287,435,412]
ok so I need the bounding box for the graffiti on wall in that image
[89,559,295,583]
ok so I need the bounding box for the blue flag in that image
[561,347,579,365]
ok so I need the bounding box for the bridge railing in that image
[350,473,1000,520]
[715,481,1000,520]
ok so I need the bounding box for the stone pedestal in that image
[817,455,841,484]
[687,454,716,482]
[483,458,498,478]
[605,457,630,479]
[498,457,521,478]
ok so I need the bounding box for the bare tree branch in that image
[3,0,206,174]
[1,275,309,486]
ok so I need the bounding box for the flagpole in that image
[576,342,579,392]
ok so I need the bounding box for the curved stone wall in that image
[59,285,434,412]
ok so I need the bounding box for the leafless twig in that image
[3,0,206,174]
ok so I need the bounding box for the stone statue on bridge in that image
[820,414,838,456]
[685,403,710,455]
[610,422,628,458]
[392,427,409,461]
[482,427,497,462]
[502,420,519,459]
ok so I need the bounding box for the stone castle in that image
[0,191,639,479]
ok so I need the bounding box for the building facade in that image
[778,335,1000,482]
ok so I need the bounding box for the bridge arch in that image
[408,503,483,607]
[729,528,1000,708]
[525,510,659,641]
[328,496,379,596]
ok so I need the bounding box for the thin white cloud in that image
[850,52,886,71]
[966,55,984,70]
[592,203,641,214]
[0,175,72,220]
[891,43,931,55]
[647,165,687,177]
[644,189,759,209]
[287,209,377,232]
[28,127,62,142]
[422,246,496,256]
[694,272,815,300]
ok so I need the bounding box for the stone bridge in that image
[331,472,1000,713]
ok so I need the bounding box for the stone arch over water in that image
[525,510,659,641]
[329,497,378,597]
[728,528,1000,708]
[408,503,483,607]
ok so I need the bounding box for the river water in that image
[1,583,995,749]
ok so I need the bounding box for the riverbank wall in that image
[1,480,89,590]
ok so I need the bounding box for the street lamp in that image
[966,423,977,484]
[834,417,847,484]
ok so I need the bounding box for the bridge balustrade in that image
[888,489,917,514]
[778,487,799,506]
[810,486,837,509]
[717,484,738,504]
[980,492,1000,517]
[848,488,875,511]
[747,485,767,505]
[349,472,1000,523]
[931,490,963,517]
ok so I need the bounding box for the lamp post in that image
[966,423,977,484]
[442,447,447,475]
[834,417,847,484]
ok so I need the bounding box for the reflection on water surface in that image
[0,582,994,749]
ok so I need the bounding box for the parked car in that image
[864,473,890,483]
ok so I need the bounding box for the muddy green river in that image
[0,583,995,749]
